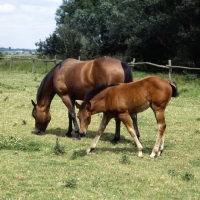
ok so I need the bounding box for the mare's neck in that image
[37,80,56,109]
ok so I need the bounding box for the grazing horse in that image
[76,76,178,158]
[31,57,140,142]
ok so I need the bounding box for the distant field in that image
[0,69,200,199]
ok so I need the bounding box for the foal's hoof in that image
[86,148,94,154]
[137,152,143,158]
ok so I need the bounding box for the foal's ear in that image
[31,100,36,107]
[86,102,91,110]
[75,101,81,109]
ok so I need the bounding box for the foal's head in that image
[31,100,51,134]
[76,101,92,135]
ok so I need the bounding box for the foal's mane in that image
[80,83,118,110]
[36,62,62,101]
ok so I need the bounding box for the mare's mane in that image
[36,62,62,101]
[80,83,118,110]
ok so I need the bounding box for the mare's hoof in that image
[80,133,86,137]
[66,133,72,137]
[73,137,81,140]
[110,138,119,145]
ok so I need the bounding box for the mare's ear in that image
[75,101,81,109]
[31,100,36,107]
[86,102,91,110]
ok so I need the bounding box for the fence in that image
[128,58,200,81]
[0,56,200,79]
[0,55,62,72]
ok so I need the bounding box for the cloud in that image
[0,3,16,13]
[0,0,63,49]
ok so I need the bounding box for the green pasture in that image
[0,66,200,199]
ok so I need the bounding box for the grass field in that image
[0,68,200,199]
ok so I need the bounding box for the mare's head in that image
[31,100,51,134]
[76,101,92,135]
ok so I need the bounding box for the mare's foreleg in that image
[150,110,166,158]
[61,95,80,139]
[87,114,111,154]
[66,111,73,137]
[69,107,80,139]
[119,113,143,158]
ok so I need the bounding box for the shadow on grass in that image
[33,128,134,144]
[32,128,163,155]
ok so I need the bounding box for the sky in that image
[0,0,63,49]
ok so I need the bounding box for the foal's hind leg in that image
[87,114,111,154]
[119,113,143,158]
[150,110,166,158]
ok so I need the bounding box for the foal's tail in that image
[121,62,133,83]
[169,81,179,97]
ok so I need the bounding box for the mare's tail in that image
[169,81,179,97]
[121,62,133,83]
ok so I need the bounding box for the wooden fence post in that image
[32,59,35,72]
[10,57,13,70]
[45,56,47,72]
[168,60,172,81]
[131,58,136,70]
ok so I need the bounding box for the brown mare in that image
[76,76,178,158]
[31,57,140,142]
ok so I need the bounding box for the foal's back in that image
[106,76,172,114]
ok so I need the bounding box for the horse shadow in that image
[32,128,155,155]
[35,127,132,145]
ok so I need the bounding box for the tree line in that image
[35,0,200,68]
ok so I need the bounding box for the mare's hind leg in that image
[111,114,140,145]
[150,110,166,158]
[131,114,140,139]
[87,114,111,154]
[119,113,143,158]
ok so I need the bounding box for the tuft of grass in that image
[181,172,195,181]
[167,169,179,177]
[119,154,131,164]
[0,136,41,151]
[63,179,77,189]
[53,137,65,155]
[70,150,79,160]
[22,119,27,125]
[4,96,8,101]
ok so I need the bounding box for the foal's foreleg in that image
[150,111,166,158]
[87,114,111,154]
